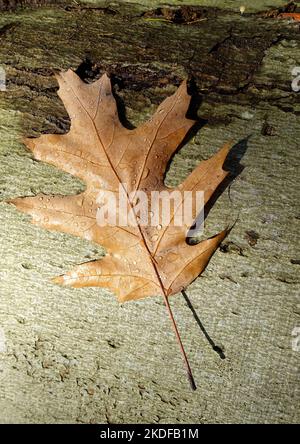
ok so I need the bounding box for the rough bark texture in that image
[0,0,299,424]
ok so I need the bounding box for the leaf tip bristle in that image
[6,197,20,207]
[178,78,189,95]
[100,72,112,93]
[222,139,234,153]
[54,70,63,82]
[52,275,65,286]
[23,137,35,151]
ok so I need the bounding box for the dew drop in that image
[85,232,92,241]
[39,197,43,201]
[158,108,165,114]
[157,224,162,230]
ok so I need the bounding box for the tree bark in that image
[0,0,299,424]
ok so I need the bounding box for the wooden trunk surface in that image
[0,0,299,423]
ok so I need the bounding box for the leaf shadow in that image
[170,79,250,236]
[111,77,136,130]
[204,135,250,222]
[176,82,250,352]
[163,78,250,197]
[183,137,250,353]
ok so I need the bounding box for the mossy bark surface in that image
[0,0,299,424]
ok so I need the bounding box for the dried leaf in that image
[10,70,230,302]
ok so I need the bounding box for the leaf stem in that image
[88,100,196,390]
[161,289,197,391]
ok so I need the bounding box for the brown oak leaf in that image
[9,70,232,388]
